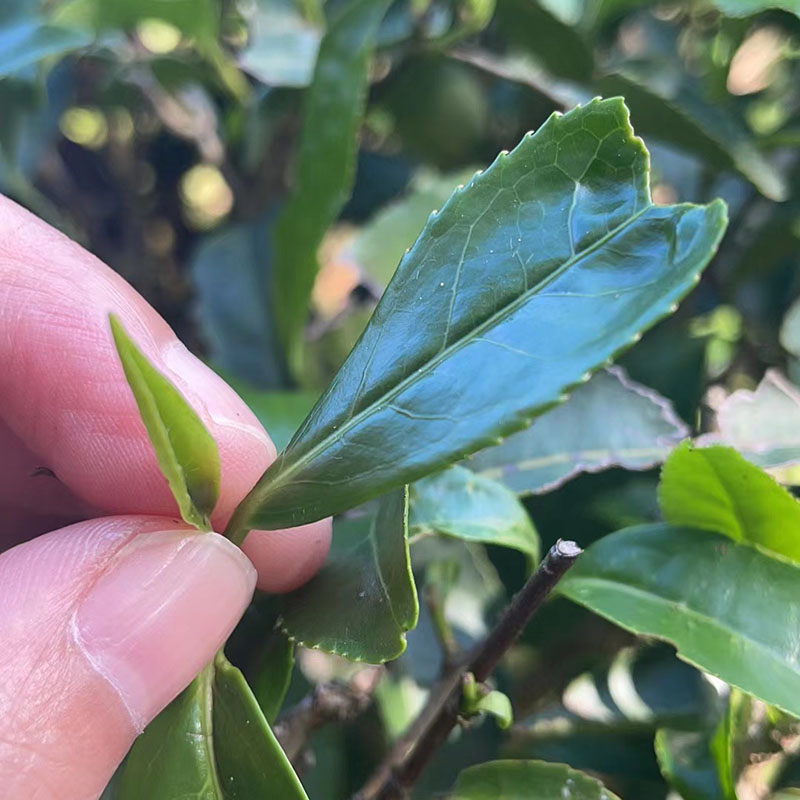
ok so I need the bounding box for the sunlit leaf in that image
[109,314,220,530]
[658,442,800,564]
[561,524,800,718]
[231,97,727,532]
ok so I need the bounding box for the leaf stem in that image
[353,539,582,800]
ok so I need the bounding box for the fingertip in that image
[242,518,332,594]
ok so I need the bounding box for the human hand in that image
[0,195,331,799]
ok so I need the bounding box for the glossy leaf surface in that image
[561,524,800,717]
[109,314,220,530]
[451,759,622,799]
[658,442,800,564]
[115,654,306,799]
[279,489,418,663]
[234,97,728,531]
[409,465,539,560]
[470,367,687,495]
[272,0,391,365]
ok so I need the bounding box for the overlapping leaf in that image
[114,653,307,799]
[560,524,800,718]
[230,97,727,532]
[469,367,687,495]
[278,489,418,663]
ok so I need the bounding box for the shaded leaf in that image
[191,219,285,389]
[0,17,91,77]
[249,629,294,724]
[115,654,306,799]
[279,489,418,663]
[272,0,391,367]
[560,524,800,718]
[597,66,787,201]
[658,441,800,564]
[470,367,688,496]
[698,370,800,478]
[233,97,727,531]
[655,728,727,800]
[109,314,220,531]
[409,465,539,561]
[451,759,622,799]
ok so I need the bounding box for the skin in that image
[0,195,332,799]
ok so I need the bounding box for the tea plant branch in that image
[354,539,583,800]
[275,668,384,765]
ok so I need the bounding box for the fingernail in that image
[74,530,256,730]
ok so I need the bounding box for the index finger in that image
[0,194,274,526]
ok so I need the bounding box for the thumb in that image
[0,516,256,800]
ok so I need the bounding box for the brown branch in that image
[274,667,383,765]
[353,539,582,800]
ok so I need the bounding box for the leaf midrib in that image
[266,201,656,493]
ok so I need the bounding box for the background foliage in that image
[5,1,800,798]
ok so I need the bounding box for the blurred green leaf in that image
[110,314,220,531]
[451,759,621,799]
[655,728,727,800]
[238,0,322,88]
[272,0,391,368]
[115,653,307,799]
[658,441,800,563]
[699,370,800,480]
[495,0,594,82]
[409,465,539,561]
[561,524,800,718]
[469,367,687,496]
[0,17,91,77]
[598,66,787,201]
[710,1,800,18]
[472,690,514,730]
[232,386,318,452]
[191,220,286,389]
[279,489,418,663]
[782,297,800,359]
[231,98,727,531]
[352,167,478,287]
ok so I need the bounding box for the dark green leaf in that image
[115,654,306,799]
[191,220,285,389]
[451,759,622,799]
[249,630,294,724]
[232,97,727,531]
[655,728,727,800]
[409,465,539,561]
[279,489,418,663]
[658,441,800,563]
[560,524,800,718]
[698,370,800,478]
[109,314,220,530]
[495,0,594,82]
[272,0,391,367]
[470,367,687,496]
[597,67,787,201]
